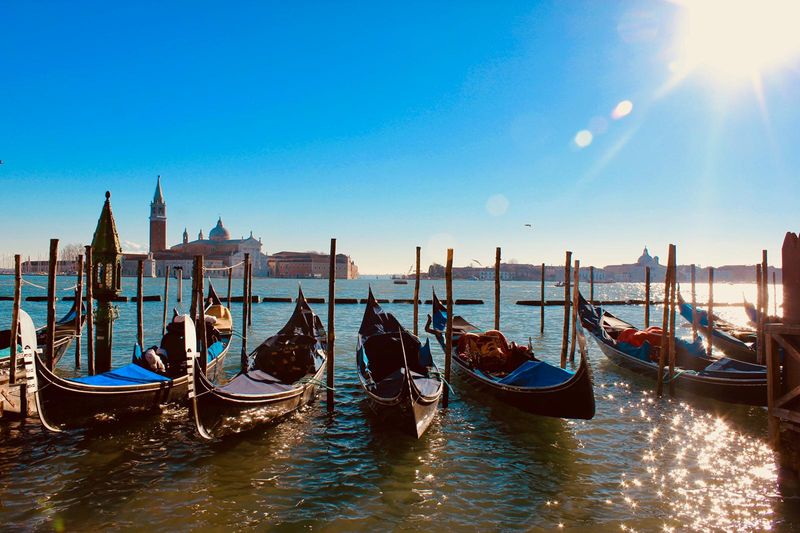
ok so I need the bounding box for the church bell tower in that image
[149,175,167,252]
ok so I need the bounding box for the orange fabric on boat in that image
[617,327,663,347]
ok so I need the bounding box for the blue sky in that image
[2,1,798,273]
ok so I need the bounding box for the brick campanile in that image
[149,175,167,253]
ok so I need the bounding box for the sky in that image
[2,1,799,274]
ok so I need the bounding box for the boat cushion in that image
[497,360,575,387]
[616,341,653,362]
[71,363,171,386]
[411,371,441,397]
[208,340,226,361]
[218,369,296,395]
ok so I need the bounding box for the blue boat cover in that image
[433,307,447,333]
[71,363,171,386]
[497,360,575,387]
[679,302,710,327]
[617,341,653,362]
[208,340,226,361]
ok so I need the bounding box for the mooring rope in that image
[662,368,696,383]
[298,376,335,391]
[203,260,244,272]
[21,278,47,290]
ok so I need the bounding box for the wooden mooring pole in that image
[162,267,170,336]
[656,244,676,397]
[644,266,651,328]
[668,253,678,397]
[240,255,249,373]
[46,239,58,370]
[9,255,21,384]
[540,263,545,335]
[74,254,84,369]
[137,259,144,349]
[413,246,421,336]
[773,271,778,317]
[189,259,198,321]
[560,251,572,368]
[443,248,454,408]
[569,259,580,364]
[707,267,715,358]
[761,250,769,365]
[196,256,208,374]
[227,265,233,305]
[176,266,183,304]
[327,239,336,411]
[85,245,95,375]
[247,257,253,326]
[757,264,763,364]
[589,265,594,305]
[494,247,501,331]
[690,264,698,339]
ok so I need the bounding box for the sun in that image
[672,0,800,81]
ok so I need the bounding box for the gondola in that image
[677,293,758,363]
[578,293,767,406]
[28,286,231,431]
[188,288,326,439]
[0,309,39,416]
[425,291,595,419]
[356,289,442,438]
[1,298,86,374]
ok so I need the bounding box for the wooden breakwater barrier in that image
[515,299,749,307]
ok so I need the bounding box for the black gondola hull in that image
[32,344,228,429]
[361,374,441,438]
[436,337,595,419]
[590,335,766,406]
[191,360,326,438]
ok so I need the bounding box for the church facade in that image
[123,177,269,278]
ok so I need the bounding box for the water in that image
[1,276,798,531]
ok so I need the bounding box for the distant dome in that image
[209,218,231,241]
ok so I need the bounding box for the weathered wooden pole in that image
[589,266,595,305]
[761,250,769,365]
[84,245,95,375]
[645,266,651,328]
[569,259,580,363]
[707,267,715,358]
[9,255,21,384]
[327,238,336,411]
[560,251,572,368]
[668,253,678,397]
[540,263,545,334]
[757,264,763,363]
[197,256,208,374]
[247,257,253,326]
[162,267,170,336]
[227,265,233,305]
[46,239,59,370]
[690,264,698,339]
[176,266,183,304]
[413,246,421,336]
[494,247,501,331]
[189,259,198,320]
[443,248,454,408]
[240,255,249,373]
[656,244,676,397]
[74,254,84,369]
[137,259,144,349]
[773,271,778,317]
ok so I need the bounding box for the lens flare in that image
[574,130,593,148]
[612,100,633,120]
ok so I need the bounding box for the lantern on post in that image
[91,191,123,373]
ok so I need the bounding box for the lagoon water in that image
[0,276,797,531]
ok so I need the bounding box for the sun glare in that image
[674,0,800,80]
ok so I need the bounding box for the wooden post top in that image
[783,232,800,325]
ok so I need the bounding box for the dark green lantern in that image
[91,191,123,300]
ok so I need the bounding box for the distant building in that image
[121,177,269,277]
[268,251,359,279]
[603,247,666,282]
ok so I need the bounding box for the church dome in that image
[209,218,231,241]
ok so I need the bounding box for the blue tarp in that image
[208,340,225,361]
[497,360,575,388]
[71,363,171,386]
[679,302,710,328]
[433,308,447,332]
[617,341,653,362]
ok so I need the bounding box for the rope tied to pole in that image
[203,261,245,272]
[21,278,47,290]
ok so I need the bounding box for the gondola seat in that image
[217,370,296,395]
[497,360,575,387]
[71,364,171,386]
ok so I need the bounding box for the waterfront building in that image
[268,251,359,279]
